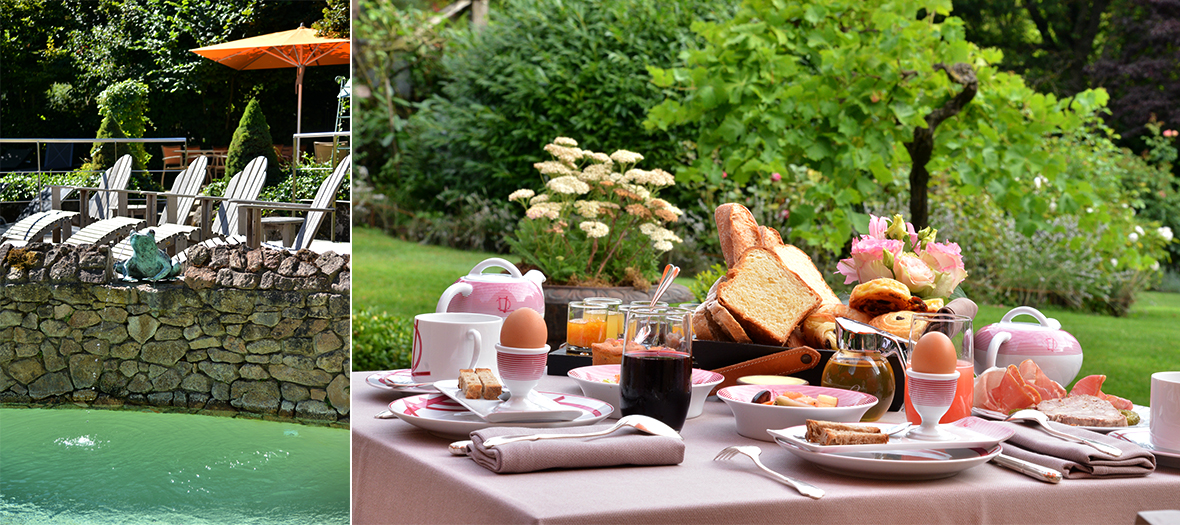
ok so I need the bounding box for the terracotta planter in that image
[543,283,695,348]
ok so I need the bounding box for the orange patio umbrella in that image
[190,24,349,154]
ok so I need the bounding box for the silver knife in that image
[449,440,473,456]
[992,453,1062,483]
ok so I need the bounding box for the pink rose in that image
[868,215,889,239]
[893,254,936,295]
[920,241,968,297]
[771,172,781,182]
[722,171,727,179]
[836,237,903,284]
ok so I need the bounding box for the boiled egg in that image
[910,331,957,374]
[499,308,547,349]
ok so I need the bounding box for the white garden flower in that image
[554,137,578,147]
[508,189,535,202]
[1129,232,1140,242]
[530,193,550,205]
[1135,225,1145,236]
[1151,261,1161,271]
[1159,226,1173,242]
[609,149,644,165]
[573,200,601,218]
[1110,258,1118,267]
[653,240,674,252]
[579,221,609,238]
[534,160,572,176]
[547,175,591,195]
[526,202,563,220]
[544,144,584,165]
[585,151,612,165]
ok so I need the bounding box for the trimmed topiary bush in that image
[85,114,153,191]
[226,98,283,187]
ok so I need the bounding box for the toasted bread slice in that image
[815,429,890,446]
[718,248,821,346]
[475,368,502,400]
[715,203,761,269]
[707,301,752,344]
[458,369,482,399]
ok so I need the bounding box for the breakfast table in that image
[351,371,1180,524]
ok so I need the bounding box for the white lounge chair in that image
[1,155,133,245]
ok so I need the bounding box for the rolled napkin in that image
[999,420,1156,479]
[469,424,685,474]
[939,297,978,322]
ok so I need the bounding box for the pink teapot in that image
[436,258,546,319]
[974,306,1083,386]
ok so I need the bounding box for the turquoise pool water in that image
[0,408,349,525]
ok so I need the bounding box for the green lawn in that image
[353,226,1178,405]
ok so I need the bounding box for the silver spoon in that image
[631,264,680,343]
[1006,409,1123,457]
[480,414,682,448]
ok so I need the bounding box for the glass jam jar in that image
[820,317,898,422]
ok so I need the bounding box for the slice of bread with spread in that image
[718,247,821,346]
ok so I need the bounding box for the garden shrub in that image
[93,79,155,190]
[226,98,283,188]
[86,114,136,172]
[352,309,413,372]
[0,172,98,203]
[391,0,733,213]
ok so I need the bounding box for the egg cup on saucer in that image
[906,369,960,441]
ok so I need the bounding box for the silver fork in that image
[714,446,824,499]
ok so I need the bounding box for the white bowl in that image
[717,384,879,442]
[567,364,725,419]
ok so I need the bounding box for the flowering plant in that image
[506,138,684,287]
[836,214,968,299]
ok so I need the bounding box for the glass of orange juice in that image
[904,313,973,424]
[566,301,607,355]
[584,297,624,340]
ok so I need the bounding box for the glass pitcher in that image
[820,317,900,422]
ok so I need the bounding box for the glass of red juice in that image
[904,313,974,425]
[620,307,692,431]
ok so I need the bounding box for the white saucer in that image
[366,370,436,394]
[434,379,583,423]
[387,391,613,439]
[769,417,1014,454]
[1109,427,1180,469]
[774,437,1002,480]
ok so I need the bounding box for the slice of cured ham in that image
[982,365,1043,413]
[1070,375,1134,410]
[1017,360,1067,401]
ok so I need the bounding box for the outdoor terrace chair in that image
[239,154,351,253]
[123,156,266,260]
[0,155,133,246]
[74,156,210,251]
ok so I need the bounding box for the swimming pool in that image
[0,407,349,525]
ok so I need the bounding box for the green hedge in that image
[352,309,413,372]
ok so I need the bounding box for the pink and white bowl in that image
[567,364,724,419]
[718,384,880,442]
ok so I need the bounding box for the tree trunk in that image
[904,63,979,230]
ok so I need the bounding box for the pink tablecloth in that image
[351,372,1180,524]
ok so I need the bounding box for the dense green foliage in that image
[226,98,283,187]
[311,0,350,39]
[646,0,1113,258]
[0,172,98,203]
[94,80,152,172]
[351,309,413,372]
[2,0,346,161]
[87,115,135,173]
[389,0,733,211]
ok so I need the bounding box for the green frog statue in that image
[113,230,183,281]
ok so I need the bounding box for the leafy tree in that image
[646,0,1109,256]
[1088,0,1180,142]
[312,0,351,38]
[394,0,733,210]
[88,114,134,170]
[226,98,283,187]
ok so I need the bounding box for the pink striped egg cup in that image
[495,343,550,410]
[905,370,961,441]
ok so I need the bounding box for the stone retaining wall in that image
[0,242,350,427]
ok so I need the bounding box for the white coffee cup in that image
[410,312,502,382]
[1150,371,1180,452]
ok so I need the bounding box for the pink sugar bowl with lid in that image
[973,306,1083,387]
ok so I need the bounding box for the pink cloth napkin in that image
[469,424,686,474]
[999,420,1155,479]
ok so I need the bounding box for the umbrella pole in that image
[294,64,305,202]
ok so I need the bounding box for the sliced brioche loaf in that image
[715,203,761,269]
[707,301,752,344]
[770,244,841,305]
[718,248,821,346]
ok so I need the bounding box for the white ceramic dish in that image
[1109,427,1180,469]
[768,417,1014,453]
[971,404,1149,433]
[774,437,1003,480]
[387,391,613,439]
[434,379,582,423]
[567,365,724,419]
[366,370,435,394]
[717,384,879,442]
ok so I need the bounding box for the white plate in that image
[366,370,436,394]
[972,404,1149,433]
[774,437,1002,480]
[1109,427,1180,469]
[434,379,583,423]
[767,417,1014,453]
[387,391,613,439]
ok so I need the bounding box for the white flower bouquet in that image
[507,137,683,287]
